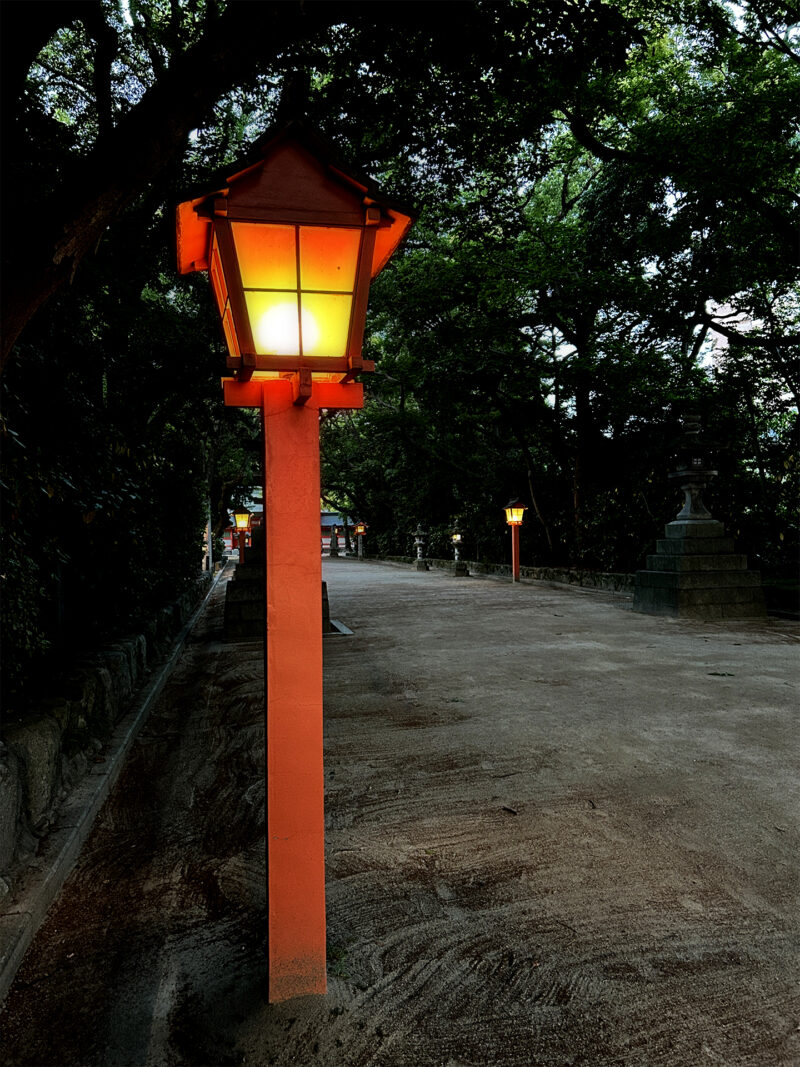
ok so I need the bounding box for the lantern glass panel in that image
[300,292,352,357]
[231,222,296,290]
[245,291,303,355]
[299,227,361,292]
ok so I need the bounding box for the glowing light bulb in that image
[254,302,319,355]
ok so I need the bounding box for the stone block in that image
[678,585,765,607]
[96,649,133,709]
[3,716,62,834]
[645,553,749,573]
[226,581,263,604]
[655,537,736,556]
[105,640,140,689]
[91,667,116,735]
[635,569,761,590]
[0,744,22,871]
[664,520,726,539]
[233,565,265,582]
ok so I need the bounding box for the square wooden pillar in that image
[224,377,363,1002]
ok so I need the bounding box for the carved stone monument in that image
[412,524,429,571]
[633,416,765,619]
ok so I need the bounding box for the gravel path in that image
[2,560,798,1066]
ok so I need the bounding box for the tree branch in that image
[1,1,337,370]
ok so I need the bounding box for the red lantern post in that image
[177,121,413,1001]
[503,498,527,582]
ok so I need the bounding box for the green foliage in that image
[321,2,799,577]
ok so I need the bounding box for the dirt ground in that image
[2,559,799,1066]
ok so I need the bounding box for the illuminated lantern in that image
[231,507,251,557]
[503,498,527,526]
[503,497,527,582]
[176,121,414,388]
[353,521,367,560]
[175,121,414,1005]
[451,525,468,576]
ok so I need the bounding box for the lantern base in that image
[633,518,765,619]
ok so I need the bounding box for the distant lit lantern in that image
[503,498,527,526]
[503,498,527,582]
[176,121,414,386]
[451,524,468,576]
[232,508,252,531]
[232,507,251,557]
[353,521,367,560]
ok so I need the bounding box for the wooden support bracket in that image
[292,369,313,405]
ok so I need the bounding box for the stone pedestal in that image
[633,519,765,619]
[224,527,266,640]
[413,558,429,572]
[452,560,469,577]
[225,527,332,639]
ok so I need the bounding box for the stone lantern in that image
[633,416,764,618]
[412,525,429,571]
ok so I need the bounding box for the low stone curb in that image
[0,569,224,1005]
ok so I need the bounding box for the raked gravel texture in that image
[2,558,798,1066]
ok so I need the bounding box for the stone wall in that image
[0,575,212,903]
[371,555,635,593]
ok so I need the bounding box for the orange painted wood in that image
[261,378,327,1001]
[223,377,365,1002]
[223,378,363,410]
[311,382,363,409]
[511,525,521,582]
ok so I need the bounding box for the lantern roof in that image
[176,119,415,281]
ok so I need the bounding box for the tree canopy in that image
[1,0,798,700]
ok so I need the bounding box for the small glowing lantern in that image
[232,507,251,557]
[176,121,414,386]
[503,498,527,582]
[353,521,367,560]
[451,524,468,576]
[503,498,527,526]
